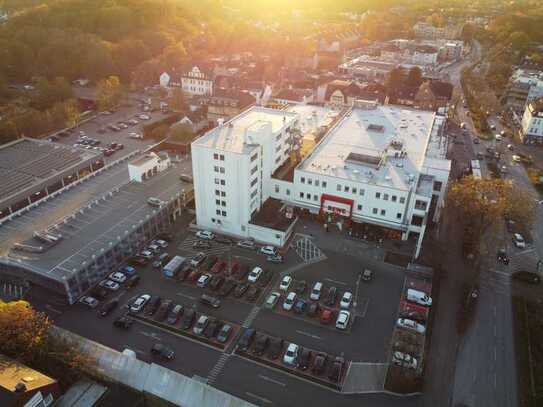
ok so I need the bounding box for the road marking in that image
[360,298,370,317]
[176,293,196,300]
[494,347,497,361]
[324,278,347,286]
[494,372,497,389]
[295,330,321,340]
[258,374,287,387]
[138,330,162,340]
[245,392,273,404]
[473,369,476,383]
[45,304,62,314]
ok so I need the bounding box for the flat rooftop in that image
[298,104,447,191]
[192,106,298,154]
[250,198,295,232]
[1,166,183,281]
[0,138,101,206]
[286,104,340,136]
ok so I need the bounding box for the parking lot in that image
[47,215,412,405]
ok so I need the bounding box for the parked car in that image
[120,266,136,275]
[193,315,209,335]
[80,296,99,308]
[248,267,263,283]
[307,301,320,317]
[113,316,133,329]
[310,282,323,301]
[155,299,173,322]
[210,275,225,291]
[267,337,284,359]
[512,233,526,248]
[145,296,162,316]
[200,294,221,308]
[397,318,426,334]
[196,230,215,240]
[191,252,207,268]
[320,308,334,324]
[283,343,299,366]
[181,309,196,330]
[335,310,350,330]
[167,304,184,324]
[265,292,281,309]
[392,351,418,370]
[203,318,221,338]
[197,273,212,288]
[328,356,345,382]
[325,286,338,306]
[312,352,328,375]
[283,292,297,311]
[340,292,353,309]
[140,250,154,260]
[257,269,273,287]
[108,272,127,284]
[512,271,541,284]
[254,333,270,356]
[98,299,119,317]
[399,311,426,324]
[147,197,163,207]
[151,343,174,360]
[279,275,292,291]
[130,294,150,313]
[297,348,312,370]
[266,255,283,264]
[406,289,432,307]
[99,280,120,291]
[237,240,256,250]
[260,246,277,256]
[238,328,256,352]
[219,279,236,297]
[193,240,211,250]
[295,280,307,294]
[217,324,233,343]
[497,249,510,265]
[234,282,249,298]
[293,299,307,314]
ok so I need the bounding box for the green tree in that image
[169,122,194,143]
[150,124,170,140]
[96,75,123,111]
[386,67,405,94]
[406,67,423,88]
[168,88,186,112]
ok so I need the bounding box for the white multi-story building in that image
[412,46,439,66]
[521,98,543,143]
[192,102,450,257]
[181,66,213,96]
[191,107,299,246]
[413,22,460,40]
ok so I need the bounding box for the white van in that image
[406,289,432,307]
[310,282,323,301]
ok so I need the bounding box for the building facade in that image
[521,98,543,143]
[181,66,213,96]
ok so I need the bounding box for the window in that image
[352,187,357,194]
[211,218,216,223]
[399,197,406,204]
[415,200,427,210]
[276,145,281,152]
[301,177,306,184]
[213,153,219,160]
[344,186,350,192]
[308,178,313,185]
[411,215,424,226]
[251,165,258,175]
[219,154,225,161]
[372,208,378,214]
[315,180,320,187]
[434,181,443,192]
[380,209,386,216]
[214,165,219,172]
[375,192,381,199]
[215,199,220,205]
[241,225,246,231]
[357,204,362,211]
[251,152,258,162]
[337,184,342,191]
[215,190,220,196]
[275,156,281,164]
[276,133,282,141]
[250,178,258,187]
[286,189,290,196]
[397,213,402,219]
[359,189,365,196]
[216,209,221,215]
[222,211,227,216]
[221,191,226,197]
[221,201,226,206]
[214,178,220,185]
[219,167,225,174]
[383,194,389,201]
[275,185,280,193]
[322,181,327,188]
[392,195,397,202]
[250,189,258,198]
[313,194,318,201]
[300,192,304,198]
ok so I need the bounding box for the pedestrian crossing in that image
[177,236,231,257]
[242,306,261,328]
[207,353,230,385]
[291,234,326,263]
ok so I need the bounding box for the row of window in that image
[214,178,226,186]
[213,153,225,161]
[214,166,225,174]
[300,177,327,188]
[215,199,227,206]
[374,191,406,204]
[214,190,226,197]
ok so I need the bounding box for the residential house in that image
[181,66,213,97]
[174,106,209,134]
[521,98,543,143]
[207,88,256,123]
[273,89,314,105]
[325,80,386,106]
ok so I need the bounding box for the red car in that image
[187,270,201,282]
[211,260,226,274]
[320,308,335,324]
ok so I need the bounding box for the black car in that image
[113,315,133,329]
[512,271,541,284]
[166,304,183,324]
[246,285,260,301]
[145,296,162,316]
[238,328,256,352]
[257,269,273,288]
[253,333,270,356]
[312,352,328,375]
[181,309,196,330]
[497,249,510,265]
[307,301,320,317]
[295,280,307,294]
[202,256,218,272]
[328,357,344,382]
[234,282,249,298]
[98,299,119,317]
[217,324,232,343]
[298,348,312,370]
[127,256,148,266]
[293,299,307,314]
[267,337,284,360]
[155,299,173,321]
[219,279,236,297]
[193,240,212,250]
[204,318,221,338]
[151,343,175,360]
[325,286,337,306]
[209,275,225,291]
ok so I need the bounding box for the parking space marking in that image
[45,304,63,315]
[324,278,347,286]
[258,374,286,387]
[245,392,273,404]
[295,330,321,340]
[176,293,196,300]
[359,298,370,318]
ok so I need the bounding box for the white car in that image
[340,292,353,309]
[336,310,350,330]
[197,274,212,288]
[108,272,127,283]
[260,246,277,256]
[99,279,120,291]
[155,239,168,248]
[196,230,215,240]
[283,292,297,311]
[279,276,292,291]
[130,294,151,313]
[265,292,281,309]
[140,250,154,260]
[495,134,502,141]
[397,318,426,334]
[139,114,151,120]
[129,132,143,139]
[248,267,263,283]
[512,155,521,163]
[392,351,418,370]
[79,296,99,308]
[283,343,299,366]
[512,233,526,249]
[190,252,206,267]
